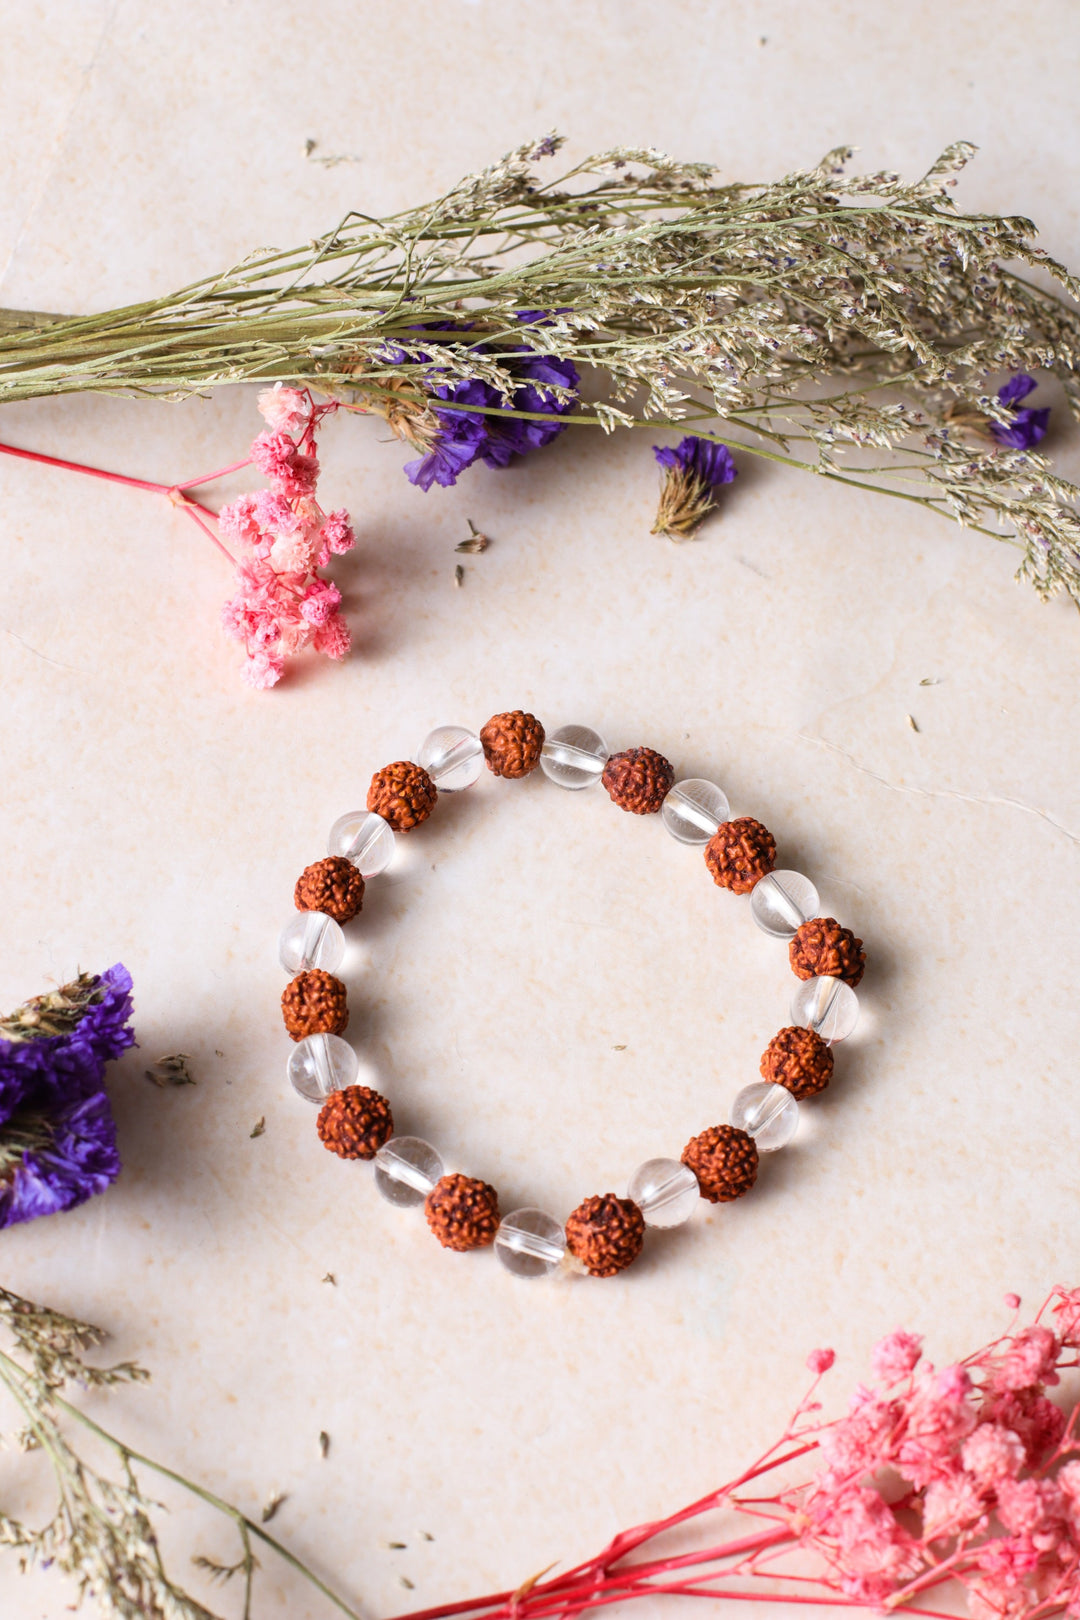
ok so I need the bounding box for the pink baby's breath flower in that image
[962,1422,1027,1486]
[1005,1292,1022,1311]
[819,1386,902,1479]
[299,579,342,626]
[980,1389,1067,1469]
[242,648,286,689]
[269,528,320,573]
[872,1329,923,1385]
[922,1468,987,1539]
[251,430,320,499]
[313,610,350,659]
[218,493,263,547]
[995,1326,1061,1392]
[996,1476,1066,1540]
[1052,1287,1080,1347]
[895,1367,976,1488]
[807,1348,835,1376]
[320,508,356,555]
[258,383,310,434]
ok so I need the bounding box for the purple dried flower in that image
[653,436,738,487]
[0,965,134,1227]
[990,374,1050,449]
[651,436,738,541]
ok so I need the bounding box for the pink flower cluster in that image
[794,1291,1080,1617]
[219,386,354,687]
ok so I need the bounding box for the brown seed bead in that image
[602,747,675,814]
[565,1193,645,1277]
[681,1124,758,1204]
[281,969,349,1041]
[704,817,777,895]
[316,1085,393,1160]
[294,856,365,925]
[480,710,545,778]
[424,1173,500,1252]
[789,916,866,988]
[760,1026,834,1100]
[366,761,437,832]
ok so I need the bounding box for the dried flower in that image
[219,392,353,687]
[990,373,1051,450]
[0,967,134,1228]
[651,436,738,539]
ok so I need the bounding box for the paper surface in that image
[2,3,1079,1614]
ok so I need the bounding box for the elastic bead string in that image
[278,710,867,1281]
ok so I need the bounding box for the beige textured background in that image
[2,2,1080,1615]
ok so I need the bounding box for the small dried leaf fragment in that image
[250,1116,266,1139]
[319,1430,330,1458]
[400,1577,415,1591]
[919,677,941,686]
[261,1492,285,1523]
[144,1053,195,1087]
[322,1272,336,1285]
[906,714,920,732]
[454,564,465,588]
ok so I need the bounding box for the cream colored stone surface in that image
[2,3,1080,1615]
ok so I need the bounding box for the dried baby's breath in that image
[1,138,1079,602]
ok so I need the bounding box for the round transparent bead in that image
[661,779,730,844]
[626,1158,699,1227]
[791,974,860,1042]
[278,911,345,975]
[730,1082,799,1151]
[494,1208,567,1279]
[373,1136,444,1207]
[750,871,820,939]
[327,810,395,877]
[287,1032,358,1103]
[539,724,609,790]
[416,725,483,791]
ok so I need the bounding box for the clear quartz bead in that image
[539,724,609,790]
[730,1082,799,1151]
[750,870,820,939]
[626,1158,699,1227]
[495,1208,567,1279]
[278,911,345,975]
[791,974,860,1042]
[287,1032,358,1102]
[417,725,483,791]
[327,810,395,876]
[661,779,730,844]
[373,1136,444,1207]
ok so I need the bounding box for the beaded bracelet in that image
[278,712,866,1281]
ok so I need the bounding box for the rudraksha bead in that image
[602,747,675,814]
[425,1172,500,1251]
[480,710,545,778]
[294,856,365,925]
[565,1193,645,1277]
[316,1084,393,1160]
[366,761,437,832]
[789,916,866,988]
[681,1124,758,1203]
[281,969,349,1040]
[760,1026,834,1100]
[704,817,777,895]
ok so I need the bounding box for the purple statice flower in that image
[0,964,134,1227]
[990,374,1050,450]
[653,435,738,487]
[402,321,580,490]
[651,436,738,541]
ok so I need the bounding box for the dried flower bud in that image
[281,970,349,1040]
[565,1193,645,1277]
[789,917,866,988]
[760,1026,834,1100]
[425,1173,500,1251]
[704,818,777,894]
[317,1085,393,1159]
[480,710,545,778]
[367,761,437,831]
[602,746,675,814]
[681,1124,758,1203]
[294,856,365,924]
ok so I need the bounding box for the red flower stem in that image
[176,454,253,489]
[0,437,237,565]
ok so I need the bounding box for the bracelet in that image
[278,712,866,1281]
